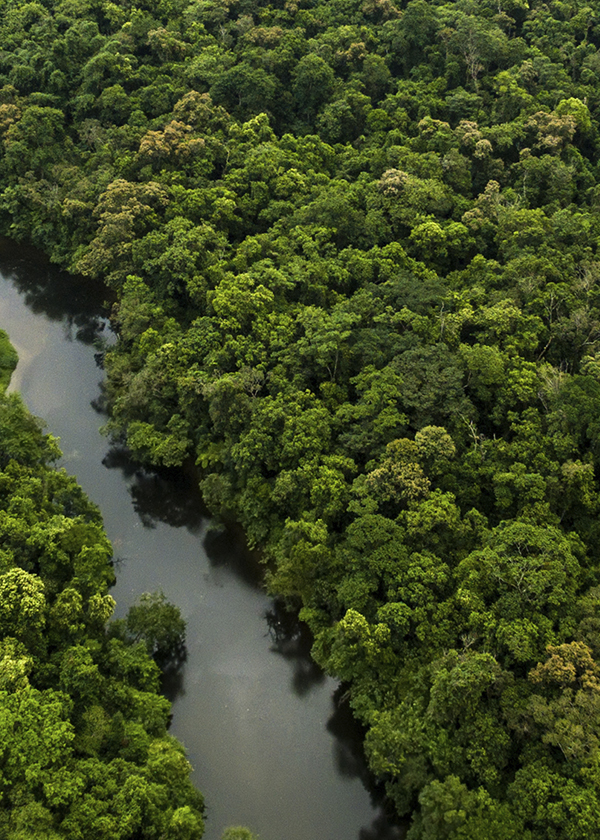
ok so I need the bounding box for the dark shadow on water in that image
[359,812,407,840]
[0,236,110,345]
[203,522,264,589]
[328,686,374,785]
[101,445,265,588]
[265,602,405,838]
[102,446,140,481]
[328,687,407,840]
[128,469,205,534]
[102,447,206,533]
[265,600,326,696]
[160,644,188,705]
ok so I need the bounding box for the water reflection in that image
[161,645,188,704]
[0,236,108,343]
[203,522,264,589]
[359,813,406,840]
[101,445,404,839]
[102,447,206,533]
[265,604,405,839]
[102,445,265,589]
[266,601,326,696]
[328,687,370,783]
[328,693,406,840]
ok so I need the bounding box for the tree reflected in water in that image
[102,446,265,592]
[203,521,264,589]
[328,687,407,840]
[266,603,406,840]
[265,600,326,696]
[100,447,402,837]
[102,447,206,533]
[160,644,188,705]
[0,236,109,345]
[359,812,407,840]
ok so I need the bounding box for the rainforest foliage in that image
[1,0,600,836]
[0,337,205,839]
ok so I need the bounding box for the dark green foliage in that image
[4,0,600,837]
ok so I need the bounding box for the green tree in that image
[116,590,186,665]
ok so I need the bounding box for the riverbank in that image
[0,239,400,840]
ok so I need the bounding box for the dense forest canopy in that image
[0,329,205,840]
[2,0,600,836]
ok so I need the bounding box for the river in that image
[0,239,401,840]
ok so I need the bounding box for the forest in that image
[0,329,207,839]
[1,0,600,836]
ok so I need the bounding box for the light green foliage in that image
[455,521,582,661]
[116,589,186,664]
[0,567,45,643]
[0,329,17,392]
[0,391,203,838]
[221,829,260,840]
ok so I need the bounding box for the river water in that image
[0,239,401,840]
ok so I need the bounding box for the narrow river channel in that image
[0,239,401,840]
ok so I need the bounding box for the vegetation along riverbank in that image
[2,0,600,836]
[0,329,206,838]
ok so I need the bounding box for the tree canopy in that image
[2,0,600,836]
